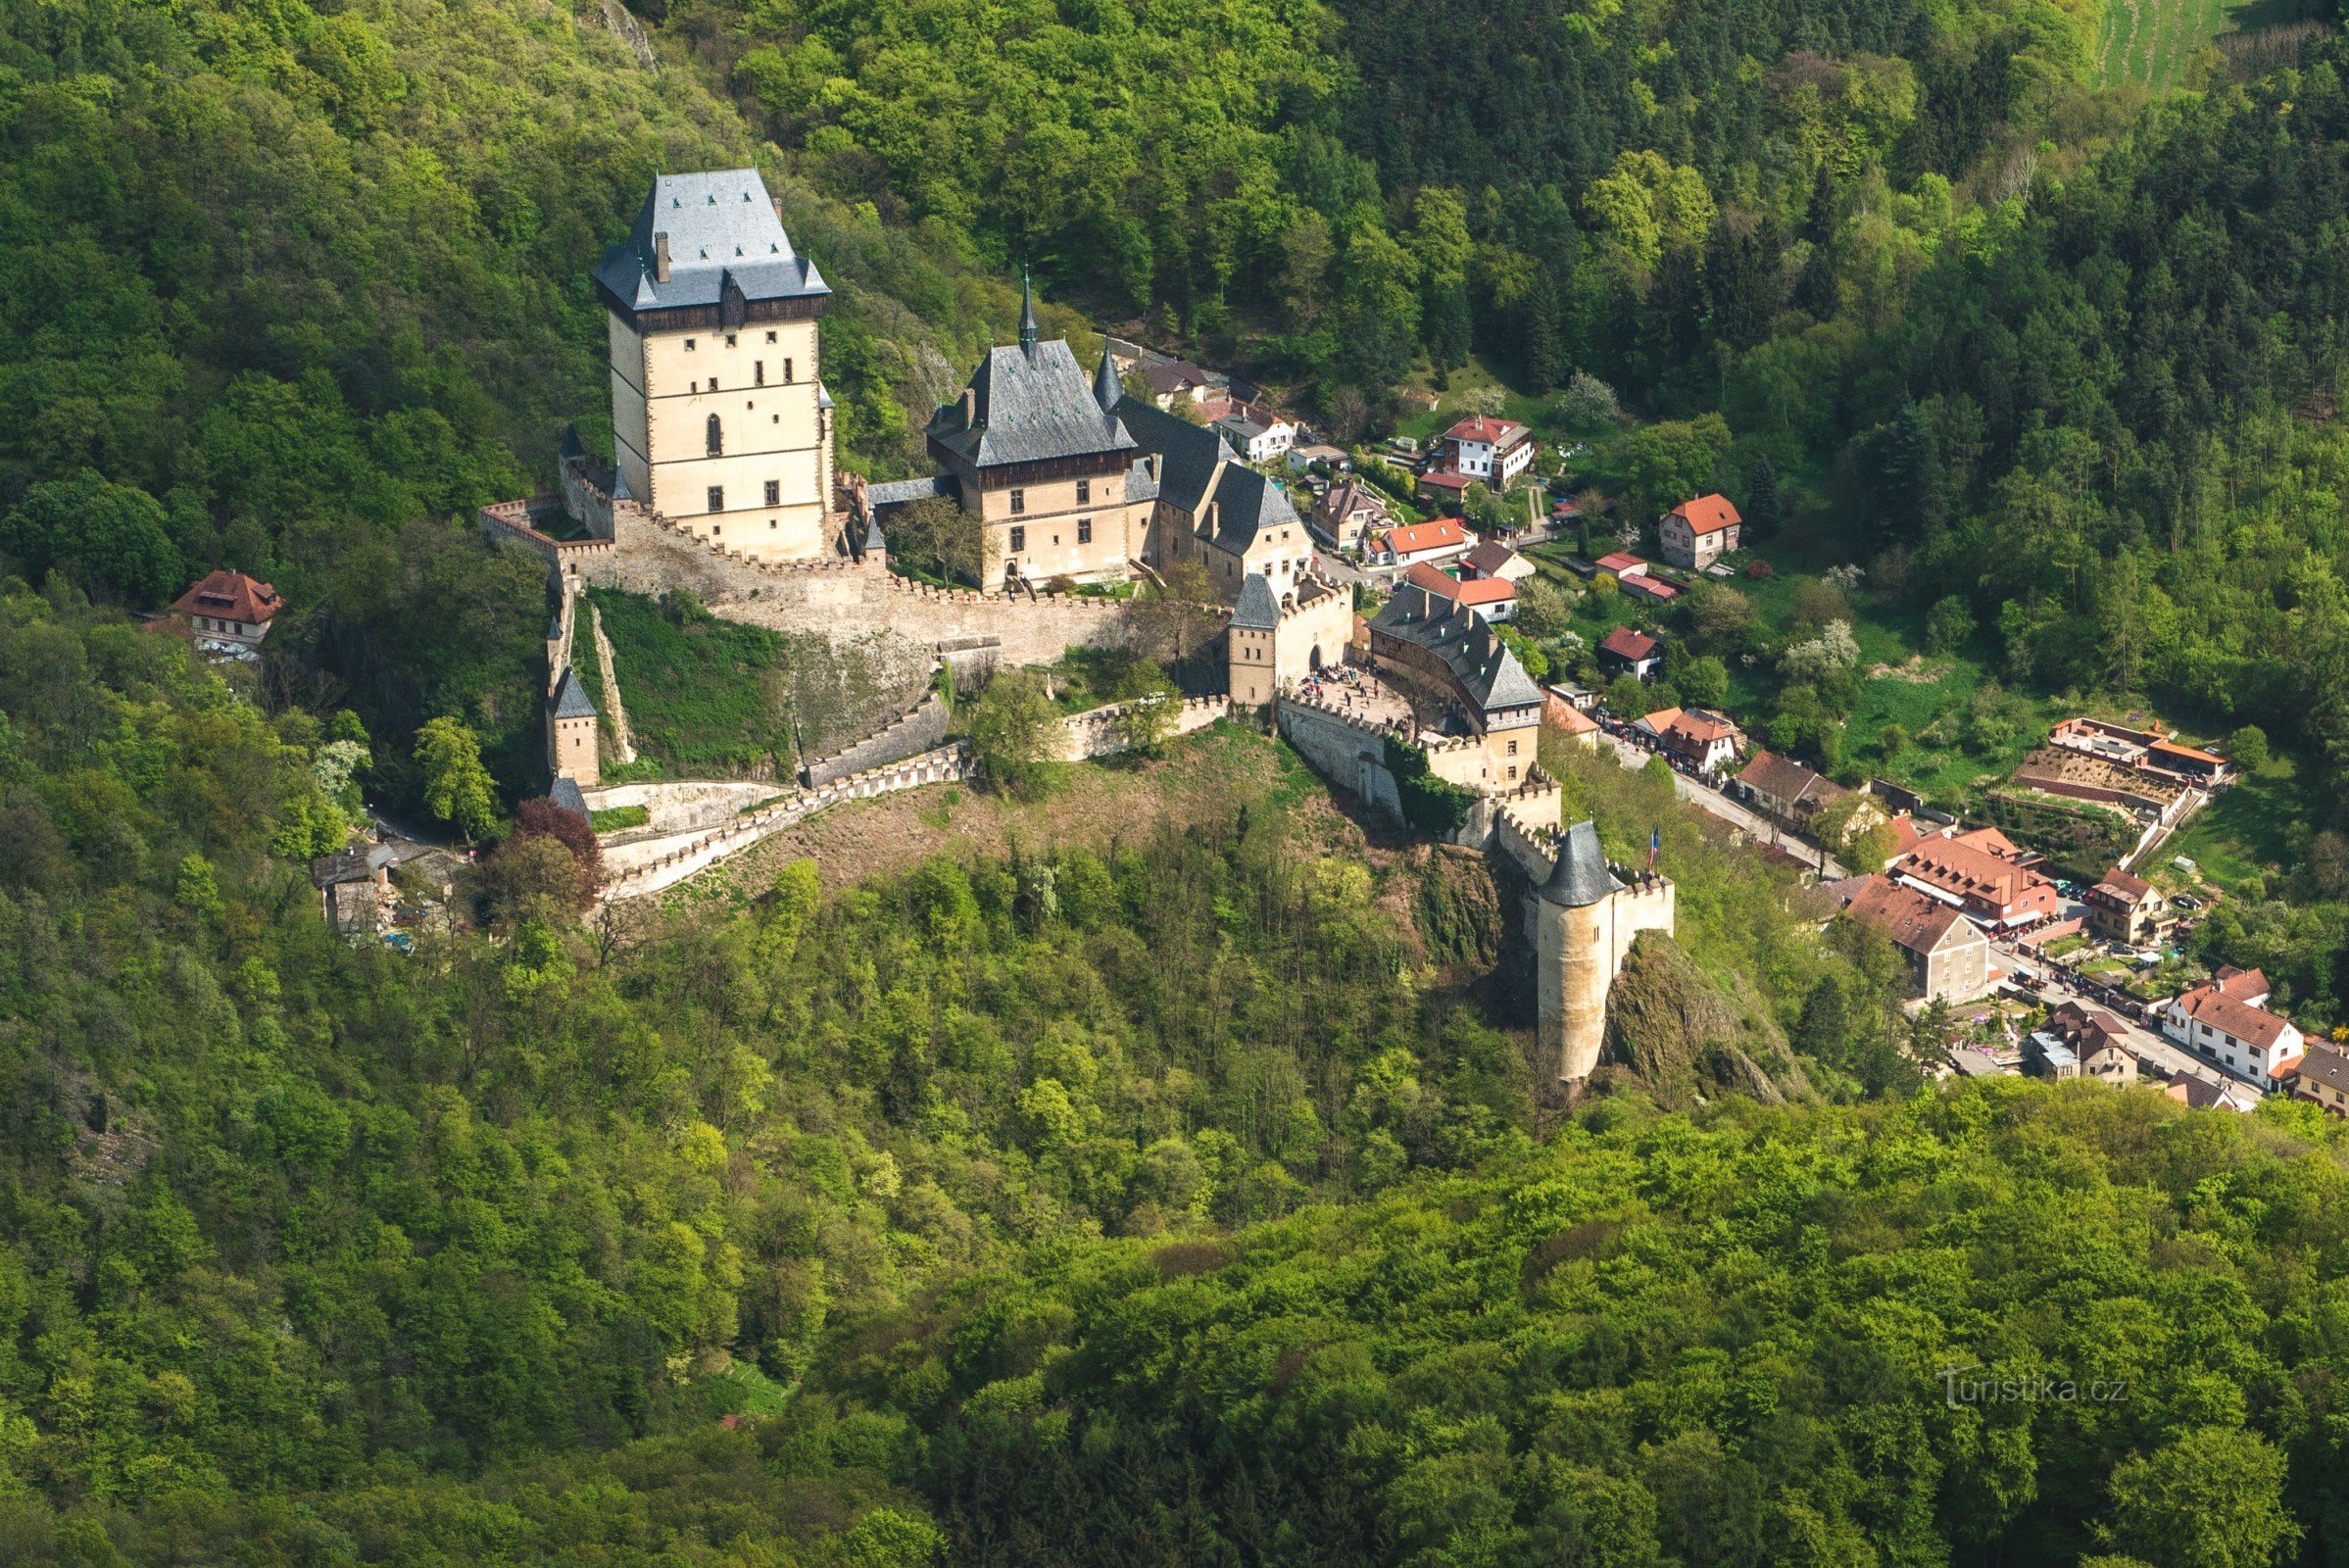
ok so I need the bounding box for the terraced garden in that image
[2096,0,2245,86]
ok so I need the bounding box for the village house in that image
[1212,405,1296,465]
[1596,627,1663,681]
[1432,414,1535,487]
[2168,1075,2262,1112]
[2162,965,2303,1090]
[1892,825,2059,930]
[1374,517,1474,569]
[1658,494,1742,570]
[1635,706,1743,776]
[171,569,282,652]
[1309,475,1391,552]
[1403,562,1515,621]
[1288,443,1348,475]
[1366,582,1544,787]
[1414,467,1475,508]
[2083,865,2171,946]
[2146,737,2229,783]
[1834,874,1993,1003]
[2049,715,2232,786]
[2293,1042,2349,1115]
[1135,357,1217,407]
[1594,552,1649,588]
[1459,539,1538,584]
[1544,688,1601,748]
[1731,750,1884,838]
[2040,1000,2140,1084]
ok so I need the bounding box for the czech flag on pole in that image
[1646,826,1660,869]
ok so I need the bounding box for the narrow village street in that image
[1597,731,1847,880]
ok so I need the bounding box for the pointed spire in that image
[1018,266,1039,361]
[1094,345,1122,413]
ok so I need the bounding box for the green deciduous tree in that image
[416,715,500,843]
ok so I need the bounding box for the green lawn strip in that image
[2168,756,2321,891]
[587,589,796,776]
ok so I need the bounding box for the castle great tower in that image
[593,170,838,561]
[1536,819,1677,1084]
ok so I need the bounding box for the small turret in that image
[1542,819,1622,906]
[1095,346,1122,414]
[1018,267,1039,362]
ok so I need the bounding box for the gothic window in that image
[707,415,723,457]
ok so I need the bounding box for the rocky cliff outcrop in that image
[1596,934,1810,1107]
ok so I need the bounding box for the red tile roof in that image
[1551,704,1599,735]
[1896,833,2053,914]
[171,570,281,625]
[2149,738,2226,767]
[2089,867,2156,906]
[1838,875,1976,956]
[1623,575,1681,602]
[1402,562,1515,606]
[1668,493,1742,537]
[1382,518,1469,556]
[1595,552,1648,574]
[1441,414,1530,448]
[1598,627,1659,662]
[1416,468,1474,493]
[2173,982,2298,1053]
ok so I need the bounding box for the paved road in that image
[1597,732,1846,879]
[1984,936,2227,1090]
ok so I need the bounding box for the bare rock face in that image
[1597,933,1809,1107]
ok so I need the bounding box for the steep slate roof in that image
[929,338,1138,469]
[1668,493,1742,535]
[172,570,281,624]
[864,473,956,510]
[594,170,828,313]
[1369,583,1543,715]
[1232,573,1282,631]
[1542,819,1622,907]
[549,777,589,818]
[1837,874,1976,956]
[1111,391,1302,555]
[551,667,598,719]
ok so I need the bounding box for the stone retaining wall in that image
[804,686,954,786]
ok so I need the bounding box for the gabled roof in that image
[1598,627,1659,662]
[549,777,589,818]
[1137,359,1213,394]
[551,667,598,719]
[1317,476,1388,520]
[1368,583,1543,715]
[1232,573,1282,631]
[1542,819,1622,906]
[1462,540,1522,576]
[1441,414,1530,448]
[1595,553,1648,574]
[1624,575,1681,602]
[172,570,281,624]
[864,473,956,510]
[2173,983,2296,1052]
[1382,518,1469,555]
[1668,493,1742,536]
[1109,392,1298,555]
[1416,469,1474,494]
[1736,749,1843,808]
[1837,874,1977,956]
[929,339,1138,469]
[2214,965,2272,1003]
[593,169,828,315]
[1550,701,1599,735]
[1897,833,2050,911]
[1403,562,1513,606]
[2089,867,2155,905]
[2297,1042,2349,1095]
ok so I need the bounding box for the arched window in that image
[707,414,723,457]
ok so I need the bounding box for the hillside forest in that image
[3,0,2349,1561]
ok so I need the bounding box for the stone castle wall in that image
[804,687,954,786]
[1275,694,1405,822]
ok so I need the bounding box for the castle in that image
[499,170,1670,1085]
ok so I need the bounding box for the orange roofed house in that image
[171,570,282,653]
[1834,874,1992,1002]
[2161,966,2303,1091]
[1375,517,1473,568]
[1891,824,2059,930]
[1432,414,1535,487]
[1403,561,1516,621]
[1659,494,1742,569]
[1634,706,1744,777]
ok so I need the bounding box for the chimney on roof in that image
[960,386,976,425]
[653,232,670,283]
[1207,501,1220,534]
[1148,453,1161,481]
